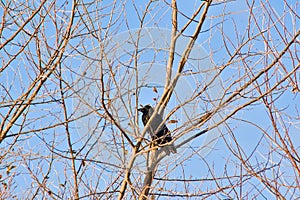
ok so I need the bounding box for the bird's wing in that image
[147,107,168,135]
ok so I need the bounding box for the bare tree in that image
[0,0,299,199]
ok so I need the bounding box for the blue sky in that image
[0,0,299,199]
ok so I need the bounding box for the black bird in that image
[138,105,177,155]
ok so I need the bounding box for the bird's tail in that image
[163,143,177,156]
[169,143,177,154]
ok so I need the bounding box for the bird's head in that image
[138,105,152,114]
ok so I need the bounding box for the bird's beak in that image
[138,108,143,112]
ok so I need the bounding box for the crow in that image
[138,105,177,155]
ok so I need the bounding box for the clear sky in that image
[0,0,299,199]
